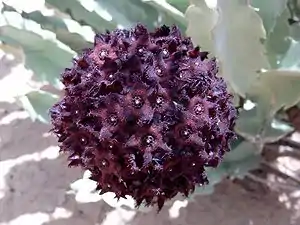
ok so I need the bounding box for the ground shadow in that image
[130,180,296,225]
[0,102,56,161]
[0,154,116,225]
[0,156,81,222]
[0,52,22,80]
[1,153,299,225]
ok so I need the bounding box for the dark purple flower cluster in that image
[50,24,237,211]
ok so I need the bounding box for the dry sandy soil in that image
[1,52,300,225]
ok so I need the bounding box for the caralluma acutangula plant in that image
[49,24,237,211]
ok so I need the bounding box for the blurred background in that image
[1,0,300,224]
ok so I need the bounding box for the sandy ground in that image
[1,52,300,225]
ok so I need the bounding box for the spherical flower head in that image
[50,24,237,211]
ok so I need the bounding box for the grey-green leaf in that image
[142,0,186,26]
[224,141,259,162]
[236,99,295,143]
[237,70,300,142]
[251,0,287,35]
[94,0,163,30]
[280,39,300,70]
[264,9,292,68]
[223,141,261,179]
[22,10,94,52]
[167,0,189,12]
[235,106,268,142]
[190,141,260,197]
[95,0,142,28]
[212,0,270,97]
[252,70,300,113]
[45,0,115,32]
[185,0,217,52]
[0,11,75,88]
[262,119,294,143]
[223,155,261,179]
[17,90,59,124]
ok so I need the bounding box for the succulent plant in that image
[49,24,237,211]
[2,0,300,214]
